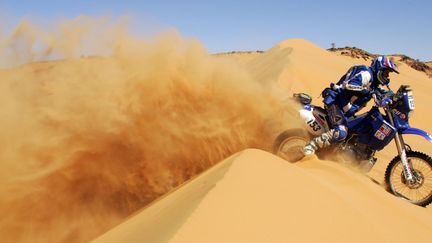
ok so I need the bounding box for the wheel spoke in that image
[421,166,432,177]
[419,188,432,199]
[419,183,432,194]
[392,162,416,200]
[386,154,432,205]
[277,136,308,162]
[399,186,410,198]
[413,189,425,201]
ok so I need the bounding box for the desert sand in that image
[1,25,431,243]
[94,150,432,243]
[93,39,432,242]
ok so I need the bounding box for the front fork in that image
[386,110,415,183]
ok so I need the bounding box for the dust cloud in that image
[0,17,297,242]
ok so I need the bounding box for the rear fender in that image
[401,127,432,143]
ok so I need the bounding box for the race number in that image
[307,119,321,132]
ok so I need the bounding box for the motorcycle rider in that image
[303,55,399,157]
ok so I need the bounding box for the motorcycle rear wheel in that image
[385,151,432,207]
[273,128,310,162]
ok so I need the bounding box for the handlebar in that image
[372,89,394,108]
[372,84,412,109]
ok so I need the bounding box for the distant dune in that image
[328,46,432,78]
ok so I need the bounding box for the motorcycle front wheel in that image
[385,151,432,207]
[272,128,310,162]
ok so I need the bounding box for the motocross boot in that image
[303,131,332,156]
[360,157,377,172]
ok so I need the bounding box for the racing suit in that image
[303,65,381,155]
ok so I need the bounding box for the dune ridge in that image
[95,149,432,243]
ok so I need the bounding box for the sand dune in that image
[94,149,432,243]
[1,21,432,242]
[94,39,432,242]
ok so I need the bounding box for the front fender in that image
[401,127,432,143]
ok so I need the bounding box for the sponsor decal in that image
[374,124,392,140]
[392,109,407,120]
[314,114,326,127]
[374,130,386,140]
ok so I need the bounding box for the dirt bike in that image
[273,85,432,207]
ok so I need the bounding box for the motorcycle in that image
[273,85,432,207]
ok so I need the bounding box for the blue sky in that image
[1,0,431,61]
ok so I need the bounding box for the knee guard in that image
[331,125,348,143]
[326,104,346,127]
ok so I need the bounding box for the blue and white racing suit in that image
[320,65,380,144]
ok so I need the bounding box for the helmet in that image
[371,55,399,85]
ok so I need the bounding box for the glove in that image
[330,83,343,92]
[360,88,371,96]
[377,97,392,107]
[345,104,360,117]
